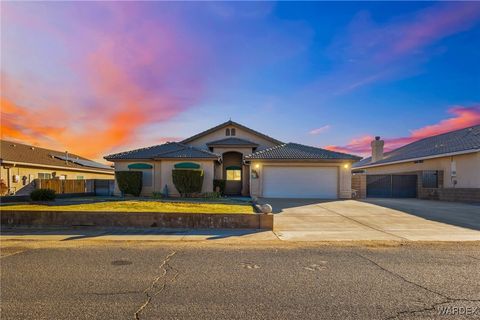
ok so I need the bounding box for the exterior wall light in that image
[343,163,349,169]
[255,164,260,169]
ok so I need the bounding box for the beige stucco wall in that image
[113,161,159,196]
[360,152,480,188]
[160,160,214,196]
[0,164,113,195]
[184,125,279,151]
[113,160,214,196]
[249,161,353,199]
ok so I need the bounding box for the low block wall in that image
[438,188,480,203]
[0,210,273,230]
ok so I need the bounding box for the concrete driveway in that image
[260,198,480,241]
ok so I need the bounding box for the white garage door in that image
[262,166,338,198]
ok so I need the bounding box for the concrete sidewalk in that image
[0,227,279,242]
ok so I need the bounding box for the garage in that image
[262,166,338,198]
[367,174,417,198]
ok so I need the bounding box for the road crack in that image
[134,251,178,320]
[356,253,480,320]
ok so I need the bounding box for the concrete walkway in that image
[265,198,480,241]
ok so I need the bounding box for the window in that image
[225,128,231,136]
[226,169,241,181]
[422,171,438,188]
[230,128,236,136]
[38,173,52,179]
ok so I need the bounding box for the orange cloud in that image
[325,105,480,157]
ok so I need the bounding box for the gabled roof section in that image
[181,120,283,145]
[0,140,113,173]
[104,142,219,161]
[245,143,361,161]
[206,137,259,147]
[353,125,480,168]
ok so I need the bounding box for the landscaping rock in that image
[259,204,272,214]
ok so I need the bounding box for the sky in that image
[1,1,480,162]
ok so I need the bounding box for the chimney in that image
[371,136,384,163]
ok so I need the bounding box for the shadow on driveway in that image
[362,198,480,231]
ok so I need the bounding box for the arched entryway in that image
[223,152,243,195]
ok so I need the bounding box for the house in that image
[104,120,361,199]
[0,140,114,196]
[352,125,480,202]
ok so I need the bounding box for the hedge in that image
[116,171,143,196]
[213,179,226,195]
[30,189,56,201]
[172,169,204,196]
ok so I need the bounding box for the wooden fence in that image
[35,179,87,194]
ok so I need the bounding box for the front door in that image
[223,152,243,195]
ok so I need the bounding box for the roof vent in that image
[10,144,16,147]
[375,136,381,141]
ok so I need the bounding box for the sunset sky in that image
[1,1,480,161]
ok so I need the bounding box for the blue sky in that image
[2,1,480,159]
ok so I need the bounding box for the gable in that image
[181,121,282,151]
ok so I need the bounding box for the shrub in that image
[213,179,226,195]
[30,189,56,201]
[115,171,143,196]
[172,169,204,196]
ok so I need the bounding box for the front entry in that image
[223,152,242,195]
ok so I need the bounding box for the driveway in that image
[260,198,480,241]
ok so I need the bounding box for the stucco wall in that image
[249,161,352,199]
[113,161,159,196]
[0,164,113,195]
[113,160,215,196]
[184,125,279,151]
[360,152,480,188]
[160,160,214,196]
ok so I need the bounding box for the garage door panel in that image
[262,166,338,199]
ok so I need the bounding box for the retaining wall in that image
[0,210,273,230]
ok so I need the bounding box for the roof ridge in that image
[180,120,283,145]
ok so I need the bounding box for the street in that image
[1,240,480,319]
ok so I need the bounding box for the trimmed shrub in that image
[213,179,226,195]
[30,189,56,201]
[115,171,143,196]
[172,169,204,196]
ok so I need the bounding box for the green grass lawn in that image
[0,201,254,214]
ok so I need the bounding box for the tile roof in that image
[353,125,480,168]
[0,140,113,172]
[104,142,219,160]
[245,143,361,160]
[181,120,283,145]
[206,137,259,147]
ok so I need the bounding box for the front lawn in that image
[0,200,254,214]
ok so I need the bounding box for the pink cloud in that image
[309,125,331,135]
[325,105,480,157]
[1,3,210,161]
[318,2,480,95]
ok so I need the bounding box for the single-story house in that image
[104,120,361,199]
[352,125,480,202]
[0,140,114,196]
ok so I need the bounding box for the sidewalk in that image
[0,227,279,242]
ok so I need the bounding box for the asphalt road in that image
[1,241,480,320]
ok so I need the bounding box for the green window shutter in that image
[174,162,201,169]
[225,165,241,170]
[128,163,153,169]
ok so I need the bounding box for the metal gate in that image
[367,174,417,198]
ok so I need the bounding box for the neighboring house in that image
[105,120,360,199]
[0,140,114,196]
[352,125,480,202]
